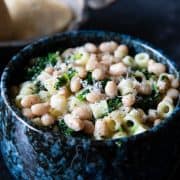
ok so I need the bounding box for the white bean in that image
[99,41,118,53]
[50,95,67,112]
[41,114,55,126]
[148,109,158,122]
[37,71,51,81]
[53,70,62,77]
[101,53,116,65]
[92,68,105,80]
[171,78,179,88]
[167,88,179,99]
[139,82,152,95]
[94,120,110,139]
[45,66,54,75]
[148,62,166,75]
[70,76,81,93]
[72,105,92,120]
[148,59,156,65]
[154,119,161,126]
[109,63,127,76]
[21,95,40,108]
[84,43,97,53]
[86,91,104,103]
[98,63,109,72]
[22,108,35,119]
[83,120,95,135]
[19,81,36,96]
[31,103,50,116]
[105,81,118,97]
[62,48,74,58]
[58,87,70,98]
[64,114,84,131]
[122,93,136,107]
[75,66,87,78]
[86,54,99,71]
[114,45,129,58]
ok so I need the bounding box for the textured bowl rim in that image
[1,30,180,144]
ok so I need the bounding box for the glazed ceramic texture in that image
[0,31,180,180]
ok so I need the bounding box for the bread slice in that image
[3,0,73,40]
[0,0,14,40]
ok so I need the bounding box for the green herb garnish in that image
[66,68,77,80]
[54,68,77,90]
[141,69,155,80]
[107,97,122,113]
[26,52,59,79]
[85,72,93,85]
[54,75,68,90]
[59,119,74,136]
[47,52,60,66]
[134,83,161,112]
[152,83,158,94]
[99,79,109,89]
[160,75,169,81]
[76,89,90,101]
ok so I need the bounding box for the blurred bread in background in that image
[0,0,14,40]
[0,0,73,41]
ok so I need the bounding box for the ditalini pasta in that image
[12,41,179,140]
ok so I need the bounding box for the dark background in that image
[0,0,180,179]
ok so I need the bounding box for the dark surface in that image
[0,0,180,179]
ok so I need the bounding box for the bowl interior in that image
[1,31,180,141]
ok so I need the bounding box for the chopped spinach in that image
[76,89,90,101]
[99,79,110,89]
[84,72,93,85]
[152,83,158,94]
[47,52,60,66]
[54,75,68,90]
[54,68,77,90]
[134,83,161,112]
[160,75,169,81]
[26,52,59,79]
[66,68,77,80]
[107,97,122,113]
[59,119,74,136]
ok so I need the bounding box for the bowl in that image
[0,31,180,179]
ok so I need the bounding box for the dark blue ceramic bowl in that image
[0,31,180,180]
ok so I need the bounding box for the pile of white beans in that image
[13,41,179,140]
